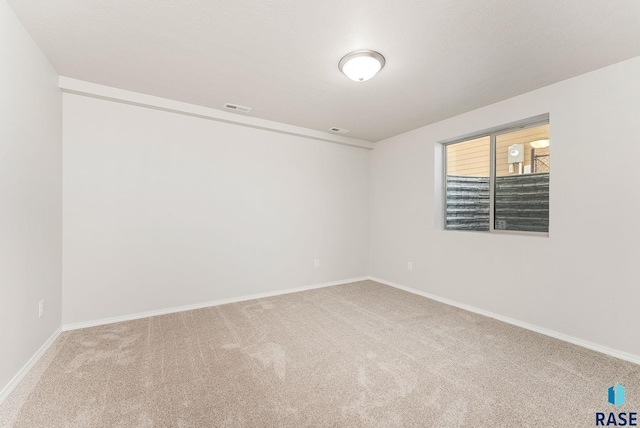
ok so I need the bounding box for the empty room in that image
[1,0,639,426]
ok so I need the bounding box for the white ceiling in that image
[7,0,640,142]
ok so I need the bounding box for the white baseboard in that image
[63,276,370,331]
[0,326,62,404]
[368,276,640,366]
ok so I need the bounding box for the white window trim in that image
[440,114,550,237]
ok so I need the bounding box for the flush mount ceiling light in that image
[338,50,385,82]
[530,139,550,149]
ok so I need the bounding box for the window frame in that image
[441,114,550,237]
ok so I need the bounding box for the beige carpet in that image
[1,280,638,427]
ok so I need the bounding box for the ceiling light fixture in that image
[338,50,385,82]
[530,139,550,149]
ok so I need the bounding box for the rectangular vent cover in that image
[329,127,350,134]
[224,103,252,113]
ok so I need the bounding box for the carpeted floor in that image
[1,280,638,427]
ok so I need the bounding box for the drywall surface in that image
[0,0,62,396]
[370,56,640,358]
[62,93,369,324]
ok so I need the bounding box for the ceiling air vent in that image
[224,103,252,113]
[329,127,349,134]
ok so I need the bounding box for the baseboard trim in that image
[0,326,62,404]
[368,276,640,365]
[63,276,370,331]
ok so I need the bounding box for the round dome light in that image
[530,139,550,149]
[339,50,386,82]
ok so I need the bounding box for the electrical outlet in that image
[407,262,413,271]
[38,300,45,318]
[314,259,320,268]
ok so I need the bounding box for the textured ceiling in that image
[7,0,640,142]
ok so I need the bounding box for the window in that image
[444,116,550,234]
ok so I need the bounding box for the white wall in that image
[0,0,62,395]
[62,94,370,325]
[370,56,640,358]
